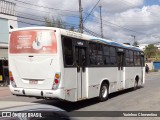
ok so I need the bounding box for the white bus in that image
[9,27,145,102]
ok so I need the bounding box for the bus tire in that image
[98,83,109,102]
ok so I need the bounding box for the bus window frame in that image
[88,41,118,67]
[61,36,74,67]
[61,36,89,68]
[61,35,144,68]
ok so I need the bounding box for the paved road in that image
[0,72,160,120]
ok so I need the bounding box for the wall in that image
[0,48,8,58]
[0,14,17,43]
[153,62,160,70]
[0,0,17,43]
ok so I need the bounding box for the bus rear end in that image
[9,28,64,99]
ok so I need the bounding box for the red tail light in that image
[9,71,14,81]
[54,79,59,84]
[52,73,61,90]
[9,71,17,88]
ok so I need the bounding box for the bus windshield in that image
[10,30,57,54]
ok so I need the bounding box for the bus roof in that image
[60,28,142,52]
[11,27,142,52]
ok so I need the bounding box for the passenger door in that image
[75,46,87,100]
[117,49,125,90]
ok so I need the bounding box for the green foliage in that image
[69,26,75,31]
[44,17,66,29]
[44,17,75,31]
[132,41,139,47]
[144,44,158,58]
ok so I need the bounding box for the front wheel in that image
[98,83,109,102]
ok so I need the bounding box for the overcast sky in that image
[9,0,160,44]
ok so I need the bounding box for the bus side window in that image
[134,51,141,66]
[137,52,141,66]
[89,43,97,65]
[97,44,103,65]
[103,45,110,65]
[129,50,134,65]
[110,47,117,65]
[125,50,130,66]
[62,37,73,66]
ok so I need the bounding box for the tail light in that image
[9,71,14,81]
[9,71,17,88]
[52,73,61,90]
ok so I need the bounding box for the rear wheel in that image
[99,83,109,102]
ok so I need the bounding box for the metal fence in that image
[0,0,16,16]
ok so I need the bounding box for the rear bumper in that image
[9,85,65,99]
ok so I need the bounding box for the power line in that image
[8,16,80,29]
[84,26,111,40]
[84,27,101,37]
[15,5,79,18]
[0,11,79,28]
[83,0,101,23]
[85,12,147,35]
[17,15,79,27]
[14,0,79,13]
[1,4,80,20]
[8,0,152,37]
[0,6,80,28]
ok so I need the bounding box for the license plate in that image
[29,80,38,84]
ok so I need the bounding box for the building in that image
[155,44,160,50]
[0,0,17,85]
[0,42,8,58]
[0,0,17,58]
[138,44,148,51]
[139,44,160,51]
[0,0,17,44]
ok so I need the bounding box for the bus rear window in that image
[10,30,57,54]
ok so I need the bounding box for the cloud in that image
[9,0,160,44]
[85,4,160,44]
[83,0,144,13]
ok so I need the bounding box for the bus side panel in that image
[142,67,145,85]
[64,68,77,101]
[87,67,118,99]
[125,67,142,89]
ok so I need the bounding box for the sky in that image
[9,0,160,45]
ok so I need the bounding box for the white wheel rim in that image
[102,86,107,98]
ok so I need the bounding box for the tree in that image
[44,17,66,29]
[44,17,75,31]
[70,26,75,31]
[144,44,158,59]
[132,41,139,47]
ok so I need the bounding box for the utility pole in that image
[99,6,103,38]
[131,35,136,43]
[79,0,83,33]
[131,35,138,46]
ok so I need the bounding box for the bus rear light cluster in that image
[9,71,17,88]
[52,73,61,90]
[9,71,14,81]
